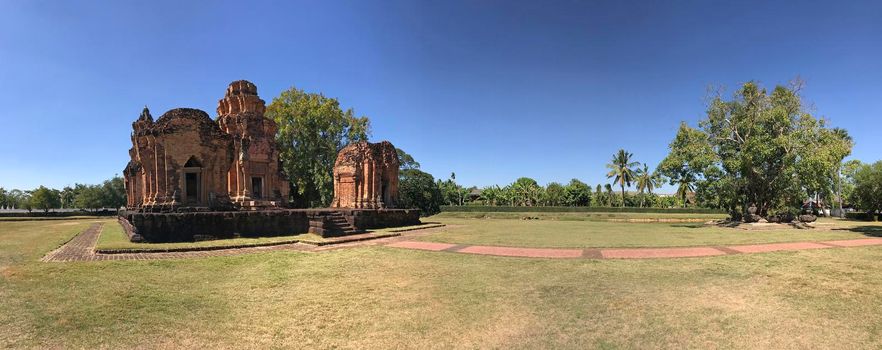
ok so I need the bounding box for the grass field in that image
[419,216,879,248]
[4,216,882,348]
[434,211,728,221]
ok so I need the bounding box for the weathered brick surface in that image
[123,80,288,211]
[332,141,400,209]
[123,208,419,242]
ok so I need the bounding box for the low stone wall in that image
[339,209,421,229]
[118,216,143,242]
[125,210,309,243]
[123,208,420,243]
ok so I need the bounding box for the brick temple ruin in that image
[332,141,400,209]
[124,80,289,211]
[120,80,419,242]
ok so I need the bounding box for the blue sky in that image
[1,0,880,192]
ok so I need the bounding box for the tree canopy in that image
[266,87,370,207]
[852,161,882,216]
[658,81,853,219]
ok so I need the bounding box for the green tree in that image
[101,176,126,209]
[396,148,421,170]
[659,81,852,219]
[564,179,592,206]
[511,177,542,206]
[266,86,370,207]
[7,189,27,210]
[604,184,615,207]
[29,186,61,213]
[0,187,8,209]
[74,185,104,212]
[17,190,33,212]
[60,186,78,209]
[635,164,662,207]
[829,128,854,216]
[606,149,639,208]
[674,171,696,207]
[543,182,566,206]
[398,169,443,215]
[852,161,882,219]
[479,185,502,206]
[840,159,863,206]
[437,174,467,206]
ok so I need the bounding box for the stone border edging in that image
[95,232,404,254]
[42,223,432,261]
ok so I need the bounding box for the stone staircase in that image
[309,211,364,237]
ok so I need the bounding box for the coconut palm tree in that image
[606,149,640,208]
[604,184,615,207]
[635,164,662,207]
[674,171,696,207]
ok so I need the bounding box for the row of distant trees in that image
[427,81,882,220]
[0,177,125,213]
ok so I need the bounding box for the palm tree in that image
[635,164,662,207]
[604,184,615,207]
[674,171,696,207]
[606,149,640,207]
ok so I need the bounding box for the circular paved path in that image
[41,222,882,262]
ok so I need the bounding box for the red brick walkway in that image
[384,238,882,259]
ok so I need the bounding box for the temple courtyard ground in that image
[3,214,882,348]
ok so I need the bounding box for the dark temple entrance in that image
[251,177,263,199]
[185,172,199,204]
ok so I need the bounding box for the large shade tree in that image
[266,87,370,207]
[852,161,882,219]
[606,149,639,208]
[658,81,853,219]
[29,186,60,213]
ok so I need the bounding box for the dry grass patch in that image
[4,219,882,348]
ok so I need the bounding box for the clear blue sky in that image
[1,0,880,192]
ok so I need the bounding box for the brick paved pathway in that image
[41,223,882,262]
[385,237,882,259]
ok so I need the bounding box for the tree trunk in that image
[837,167,844,217]
[620,183,625,208]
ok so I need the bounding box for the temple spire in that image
[139,105,153,122]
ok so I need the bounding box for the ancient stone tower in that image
[332,141,400,209]
[124,80,288,211]
[216,80,289,208]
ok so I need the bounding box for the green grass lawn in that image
[434,211,729,221]
[418,216,879,248]
[4,218,882,348]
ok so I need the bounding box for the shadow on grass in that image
[668,223,706,229]
[836,225,882,237]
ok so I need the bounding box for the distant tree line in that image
[0,177,126,213]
